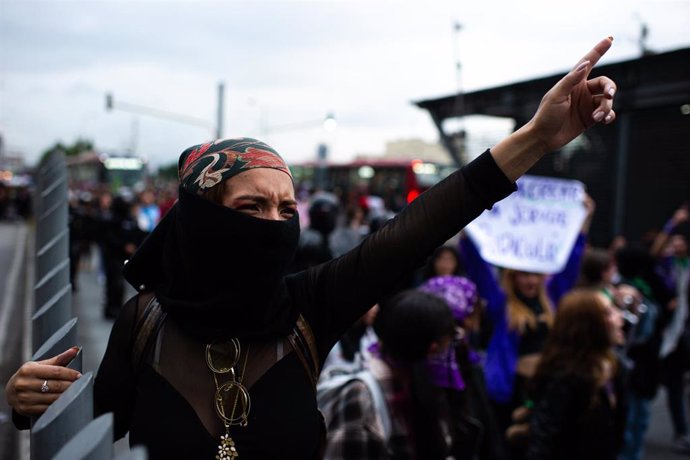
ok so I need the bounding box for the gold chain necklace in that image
[208,341,251,460]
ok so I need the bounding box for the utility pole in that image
[437,20,465,167]
[634,13,653,56]
[216,82,225,139]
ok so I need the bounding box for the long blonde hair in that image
[501,269,554,334]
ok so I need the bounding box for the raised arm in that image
[650,205,688,258]
[459,234,507,324]
[299,151,516,354]
[299,38,618,354]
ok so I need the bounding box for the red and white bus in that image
[291,158,457,212]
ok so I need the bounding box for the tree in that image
[40,138,94,163]
[157,162,179,181]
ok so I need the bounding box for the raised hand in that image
[491,37,617,182]
[529,37,617,153]
[5,347,82,416]
[670,205,689,227]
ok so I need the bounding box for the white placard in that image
[465,175,586,274]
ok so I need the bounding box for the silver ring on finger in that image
[40,380,49,393]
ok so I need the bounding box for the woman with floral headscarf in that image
[7,38,618,459]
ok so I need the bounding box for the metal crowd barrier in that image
[27,151,147,459]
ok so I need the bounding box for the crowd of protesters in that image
[306,195,689,460]
[0,182,32,221]
[8,38,687,459]
[62,175,690,460]
[67,183,176,318]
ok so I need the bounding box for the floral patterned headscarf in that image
[178,137,292,194]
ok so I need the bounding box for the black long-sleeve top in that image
[91,150,515,459]
[526,370,627,460]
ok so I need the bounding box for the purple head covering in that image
[419,275,478,323]
[418,275,479,392]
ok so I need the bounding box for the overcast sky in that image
[1,0,688,168]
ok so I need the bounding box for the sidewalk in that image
[72,251,134,455]
[0,222,29,460]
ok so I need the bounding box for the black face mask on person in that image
[124,187,301,342]
[124,137,302,341]
[160,188,301,341]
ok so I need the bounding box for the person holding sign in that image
[458,196,595,439]
[7,38,616,459]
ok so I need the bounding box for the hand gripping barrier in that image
[31,372,94,460]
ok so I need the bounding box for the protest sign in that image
[465,175,586,274]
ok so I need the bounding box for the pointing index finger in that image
[574,37,613,73]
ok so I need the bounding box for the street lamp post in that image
[105,83,226,139]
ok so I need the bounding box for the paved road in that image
[1,226,688,459]
[648,389,690,459]
[0,222,30,460]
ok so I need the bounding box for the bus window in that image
[66,152,146,192]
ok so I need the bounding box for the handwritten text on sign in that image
[465,175,586,274]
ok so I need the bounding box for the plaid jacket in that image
[319,358,414,460]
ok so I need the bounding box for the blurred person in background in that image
[136,189,161,233]
[68,191,94,291]
[93,190,113,281]
[157,183,178,218]
[320,290,458,459]
[578,246,618,295]
[321,305,379,371]
[0,182,9,219]
[522,288,627,460]
[14,185,32,219]
[417,245,464,283]
[576,245,643,363]
[101,194,147,319]
[420,274,505,460]
[616,243,676,460]
[329,204,368,258]
[458,196,595,448]
[291,191,340,271]
[650,204,690,453]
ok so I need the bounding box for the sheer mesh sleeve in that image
[94,292,151,440]
[292,150,516,360]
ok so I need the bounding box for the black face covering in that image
[123,187,300,341]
